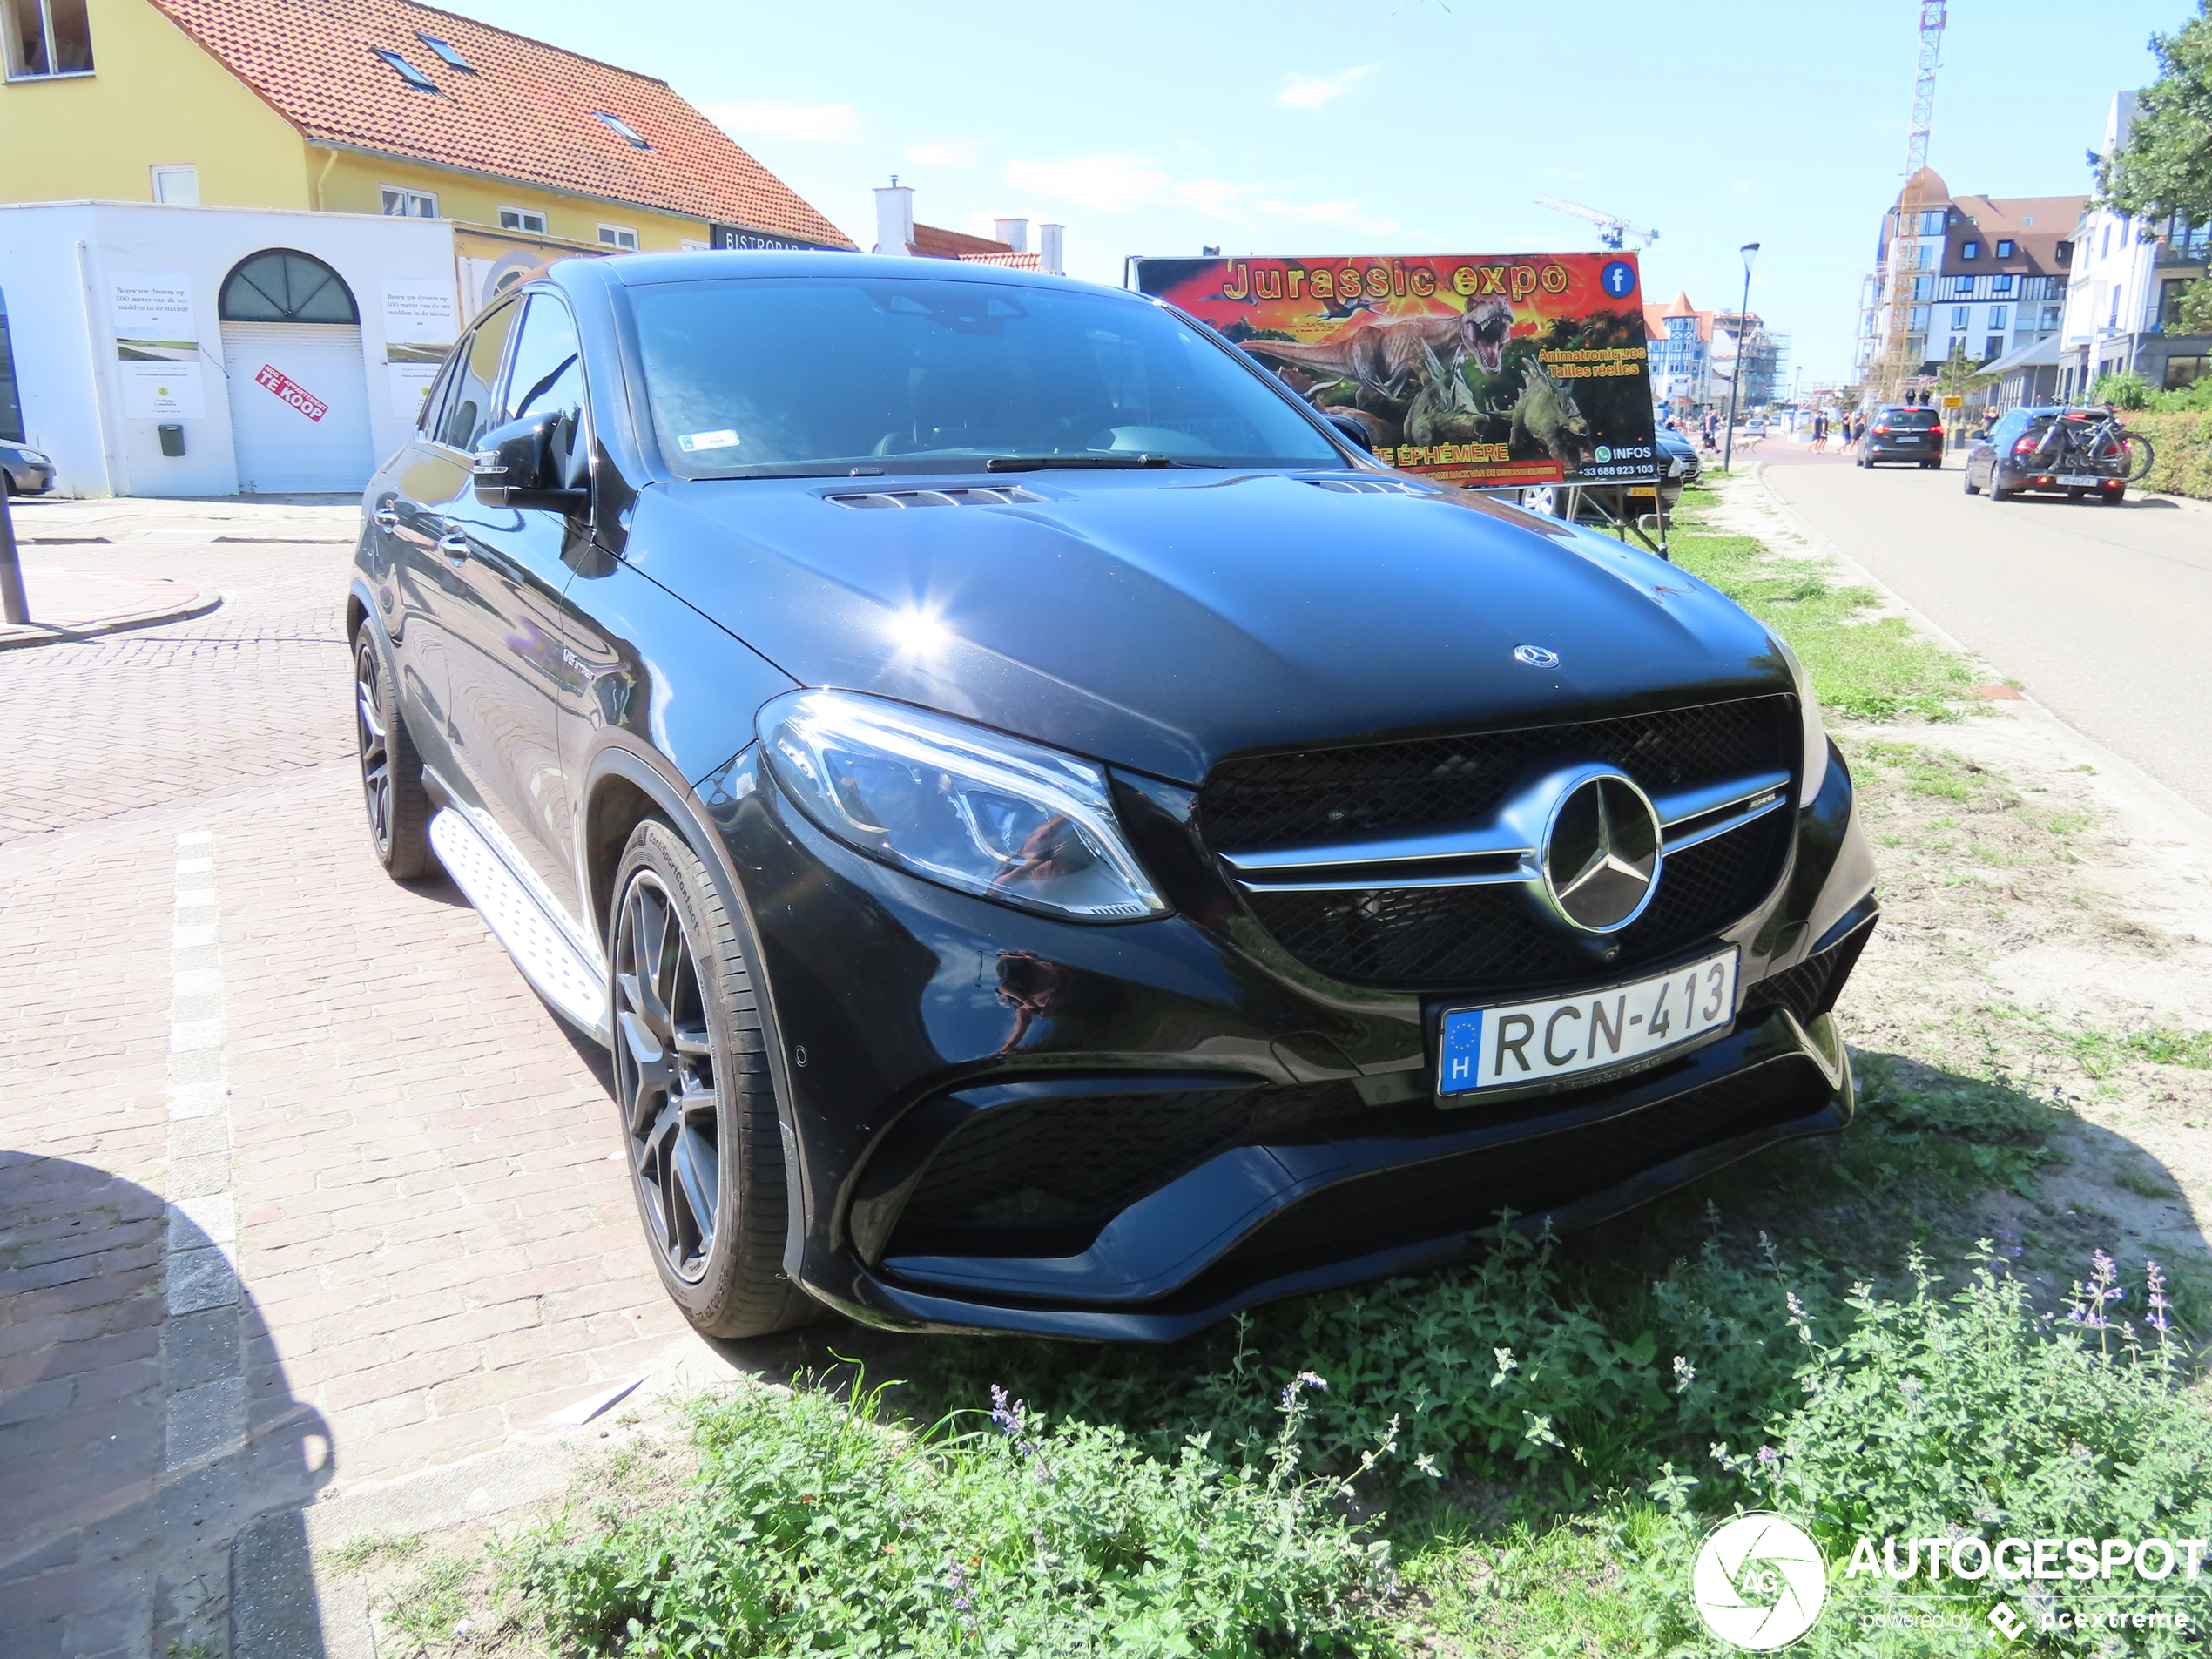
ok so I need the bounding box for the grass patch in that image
[500,1368,1396,1656]
[1667,484,1973,722]
[2071,1028,2212,1077]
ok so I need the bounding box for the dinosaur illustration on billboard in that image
[1134,253,1656,489]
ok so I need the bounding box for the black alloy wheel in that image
[354,623,433,878]
[609,819,814,1338]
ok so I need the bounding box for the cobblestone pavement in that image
[0,498,714,1657]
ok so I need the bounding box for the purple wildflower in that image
[1756,1445,1780,1467]
[2147,1258,2173,1334]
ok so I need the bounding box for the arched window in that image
[219,250,359,324]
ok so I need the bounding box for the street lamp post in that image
[0,484,26,626]
[1722,241,1760,475]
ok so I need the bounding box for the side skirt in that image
[428,807,610,1042]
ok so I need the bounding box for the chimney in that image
[873,180,914,255]
[993,217,1028,252]
[1038,222,1065,275]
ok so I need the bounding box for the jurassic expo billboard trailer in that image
[1133,252,1658,493]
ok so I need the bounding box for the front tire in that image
[354,623,433,879]
[1964,469,1981,495]
[610,819,814,1339]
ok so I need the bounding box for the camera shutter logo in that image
[1689,1513,1828,1649]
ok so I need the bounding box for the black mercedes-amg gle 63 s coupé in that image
[348,253,1875,1342]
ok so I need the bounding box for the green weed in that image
[378,1550,475,1653]
[500,1367,1397,1656]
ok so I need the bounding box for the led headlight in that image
[759,690,1169,922]
[1772,634,1831,806]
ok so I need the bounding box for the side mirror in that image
[1320,410,1375,454]
[473,411,587,511]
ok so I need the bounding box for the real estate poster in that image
[380,278,456,421]
[119,361,206,420]
[1134,253,1658,488]
[380,277,457,351]
[111,272,205,418]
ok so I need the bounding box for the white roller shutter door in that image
[220,321,375,494]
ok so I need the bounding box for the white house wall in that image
[0,200,455,497]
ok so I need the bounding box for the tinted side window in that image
[435,299,521,451]
[415,351,462,436]
[498,293,590,491]
[502,295,584,427]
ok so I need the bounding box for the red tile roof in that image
[910,221,1015,260]
[144,0,853,247]
[952,250,1042,270]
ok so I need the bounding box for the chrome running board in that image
[428,807,610,1042]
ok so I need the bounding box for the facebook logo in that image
[1440,1009,1484,1095]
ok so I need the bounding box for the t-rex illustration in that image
[1238,298,1514,396]
[1510,358,1594,468]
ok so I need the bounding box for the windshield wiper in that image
[983,454,1181,472]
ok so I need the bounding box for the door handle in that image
[435,532,471,564]
[373,507,399,529]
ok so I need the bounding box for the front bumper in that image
[700,739,1877,1340]
[3,460,53,495]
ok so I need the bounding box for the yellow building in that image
[0,0,852,308]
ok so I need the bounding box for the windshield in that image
[628,276,1344,477]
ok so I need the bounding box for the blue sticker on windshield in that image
[1440,1008,1483,1095]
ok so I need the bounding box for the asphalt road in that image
[1760,451,2212,818]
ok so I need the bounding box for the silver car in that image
[1,440,54,496]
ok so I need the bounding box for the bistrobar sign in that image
[1134,252,1658,489]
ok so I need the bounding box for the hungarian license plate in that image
[1437,948,1739,1096]
[2057,474,2104,486]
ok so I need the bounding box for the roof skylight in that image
[415,33,474,72]
[592,111,651,149]
[371,48,439,92]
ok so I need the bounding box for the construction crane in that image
[1871,3,1948,401]
[1534,197,1659,252]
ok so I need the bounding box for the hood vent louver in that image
[1298,476,1424,496]
[828,486,1044,510]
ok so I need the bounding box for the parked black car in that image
[1853,406,1945,469]
[1,439,53,495]
[1964,406,2132,503]
[349,253,1876,1342]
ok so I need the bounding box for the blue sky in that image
[454,0,2191,384]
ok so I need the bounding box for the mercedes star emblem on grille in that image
[1540,772,1663,933]
[1513,644,1560,668]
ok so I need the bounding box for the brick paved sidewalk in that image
[0,502,788,1657]
[0,568,218,650]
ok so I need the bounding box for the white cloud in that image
[906,143,974,167]
[1251,198,1402,234]
[1276,66,1374,111]
[1003,155,1170,213]
[702,101,866,144]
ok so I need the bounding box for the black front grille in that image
[1244,806,1795,992]
[889,1082,1366,1256]
[1199,696,1796,850]
[1200,696,1800,992]
[1204,1056,1831,1286]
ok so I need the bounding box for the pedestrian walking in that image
[1811,410,1829,453]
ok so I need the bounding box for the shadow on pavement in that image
[1,1152,334,1658]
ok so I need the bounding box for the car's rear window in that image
[1879,408,1939,428]
[626,276,1343,477]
